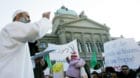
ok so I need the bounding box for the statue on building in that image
[79,11,87,18]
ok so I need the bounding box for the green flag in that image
[44,54,52,68]
[90,50,97,68]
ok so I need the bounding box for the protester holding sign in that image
[66,52,85,78]
[104,38,140,70]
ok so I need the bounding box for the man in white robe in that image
[0,10,52,78]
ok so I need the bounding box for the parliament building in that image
[38,6,111,65]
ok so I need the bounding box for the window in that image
[95,41,104,52]
[90,43,95,52]
[85,42,92,52]
[99,42,104,52]
[78,42,82,52]
[96,42,100,52]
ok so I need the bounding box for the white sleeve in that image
[5,18,52,42]
[34,18,52,39]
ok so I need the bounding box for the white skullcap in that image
[12,10,28,19]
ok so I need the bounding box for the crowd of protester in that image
[91,65,140,78]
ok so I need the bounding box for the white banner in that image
[46,39,79,61]
[104,38,140,70]
[44,40,79,71]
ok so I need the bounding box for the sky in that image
[0,0,140,41]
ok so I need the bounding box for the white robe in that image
[0,18,52,78]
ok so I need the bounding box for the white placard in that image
[44,40,79,71]
[46,39,79,61]
[104,38,140,70]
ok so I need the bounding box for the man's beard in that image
[19,17,30,23]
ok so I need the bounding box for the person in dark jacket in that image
[29,41,48,78]
[118,65,136,78]
[84,63,91,78]
[91,71,100,78]
[136,66,140,78]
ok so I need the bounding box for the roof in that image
[55,6,77,16]
[61,17,110,30]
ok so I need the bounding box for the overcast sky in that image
[0,0,140,41]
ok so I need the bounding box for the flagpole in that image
[31,50,55,60]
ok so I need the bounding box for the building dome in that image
[55,6,77,16]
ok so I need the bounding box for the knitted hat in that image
[12,10,28,19]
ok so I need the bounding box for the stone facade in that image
[38,6,110,65]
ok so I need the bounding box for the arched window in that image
[78,42,82,53]
[95,41,104,52]
[85,41,92,52]
[98,42,104,52]
[95,41,101,52]
[91,42,95,52]
[77,40,83,53]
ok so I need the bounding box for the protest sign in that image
[44,39,79,71]
[104,38,140,70]
[46,39,79,61]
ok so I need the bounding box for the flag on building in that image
[90,50,97,68]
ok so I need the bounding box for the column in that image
[81,33,87,60]
[91,33,99,53]
[99,33,104,43]
[59,30,66,44]
[71,32,74,40]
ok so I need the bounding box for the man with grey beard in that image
[0,10,52,78]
